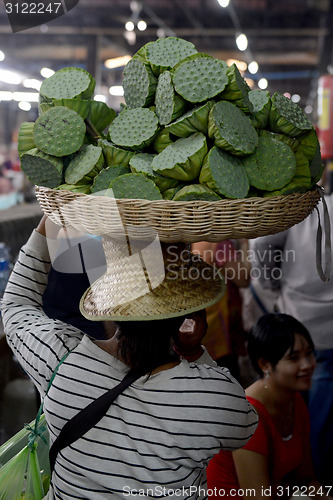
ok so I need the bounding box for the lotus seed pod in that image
[65,145,104,184]
[98,139,136,166]
[165,100,215,138]
[89,101,116,133]
[108,108,159,150]
[33,106,86,157]
[259,129,299,151]
[219,63,253,113]
[173,53,228,103]
[18,122,35,157]
[108,173,163,200]
[199,146,249,199]
[264,181,308,196]
[152,132,208,181]
[241,136,296,191]
[146,37,197,76]
[40,67,95,100]
[20,148,63,188]
[248,90,271,128]
[129,153,178,192]
[155,71,186,125]
[90,165,130,193]
[173,184,221,201]
[208,101,258,156]
[269,92,313,137]
[123,58,157,108]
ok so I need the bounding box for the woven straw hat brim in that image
[79,258,225,321]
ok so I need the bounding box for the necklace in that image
[263,382,294,441]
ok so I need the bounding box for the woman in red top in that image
[207,314,331,500]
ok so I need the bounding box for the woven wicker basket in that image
[35,185,321,243]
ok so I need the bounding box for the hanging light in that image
[0,50,5,61]
[258,78,268,90]
[236,33,248,51]
[40,67,55,78]
[109,86,124,96]
[104,55,132,69]
[217,0,230,7]
[137,20,147,31]
[0,69,22,85]
[248,61,259,74]
[125,21,135,31]
[18,101,31,111]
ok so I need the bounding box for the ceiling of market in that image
[0,0,333,120]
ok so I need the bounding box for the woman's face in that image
[269,333,316,392]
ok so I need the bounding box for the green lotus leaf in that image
[57,183,91,194]
[152,129,174,153]
[173,184,221,201]
[18,122,35,157]
[296,127,319,162]
[309,142,325,184]
[199,146,249,199]
[129,153,178,193]
[208,100,258,156]
[98,139,136,167]
[152,132,207,181]
[89,101,116,133]
[165,100,215,138]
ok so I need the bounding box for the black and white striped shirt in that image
[2,231,258,500]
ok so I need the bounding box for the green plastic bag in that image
[0,413,51,500]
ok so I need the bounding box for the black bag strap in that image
[49,368,145,473]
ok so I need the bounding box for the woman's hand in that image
[36,215,48,237]
[172,310,207,361]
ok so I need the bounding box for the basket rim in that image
[35,184,321,207]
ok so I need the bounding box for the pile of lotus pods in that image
[18,37,324,201]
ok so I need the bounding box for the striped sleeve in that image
[1,230,84,396]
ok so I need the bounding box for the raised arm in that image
[2,216,84,395]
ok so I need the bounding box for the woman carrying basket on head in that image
[2,215,257,500]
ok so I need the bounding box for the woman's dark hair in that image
[115,315,186,374]
[247,313,314,377]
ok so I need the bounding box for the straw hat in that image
[79,238,225,321]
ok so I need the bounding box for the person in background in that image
[2,216,258,499]
[250,193,333,486]
[206,313,331,500]
[192,239,250,381]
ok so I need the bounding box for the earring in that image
[264,370,270,390]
